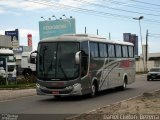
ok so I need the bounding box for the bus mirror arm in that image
[31,50,38,54]
[29,50,38,64]
[75,51,81,64]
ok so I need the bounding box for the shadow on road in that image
[38,87,133,102]
[147,79,160,82]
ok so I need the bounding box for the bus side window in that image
[90,42,99,58]
[122,45,128,58]
[115,45,122,58]
[81,41,89,77]
[99,43,107,57]
[128,46,134,58]
[108,44,115,58]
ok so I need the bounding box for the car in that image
[147,67,160,81]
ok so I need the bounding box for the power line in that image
[105,0,160,13]
[148,32,160,38]
[25,0,133,19]
[129,0,160,7]
[73,0,160,17]
[24,0,160,24]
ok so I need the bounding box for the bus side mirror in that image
[29,51,37,64]
[75,51,81,64]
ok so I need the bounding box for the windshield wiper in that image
[58,59,68,80]
[42,46,47,77]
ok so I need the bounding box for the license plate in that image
[52,91,59,94]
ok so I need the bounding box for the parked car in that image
[147,67,160,81]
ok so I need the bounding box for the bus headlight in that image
[65,86,73,90]
[73,83,82,91]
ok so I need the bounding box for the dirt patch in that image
[66,90,160,120]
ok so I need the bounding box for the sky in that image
[0,0,160,54]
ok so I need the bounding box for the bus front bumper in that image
[36,83,82,96]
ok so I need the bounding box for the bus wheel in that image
[119,77,127,90]
[90,83,96,97]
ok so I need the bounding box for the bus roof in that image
[39,34,134,46]
[0,49,14,55]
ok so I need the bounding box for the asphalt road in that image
[0,74,160,116]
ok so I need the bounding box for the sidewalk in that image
[0,89,36,101]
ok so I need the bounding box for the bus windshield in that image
[37,42,80,80]
[0,55,15,62]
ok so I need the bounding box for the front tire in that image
[89,83,97,97]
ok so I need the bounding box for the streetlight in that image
[52,15,57,20]
[41,16,46,21]
[62,14,67,19]
[133,16,145,72]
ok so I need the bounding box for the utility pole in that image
[133,16,145,72]
[97,29,98,35]
[85,26,86,34]
[146,29,148,72]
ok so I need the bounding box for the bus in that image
[36,34,135,98]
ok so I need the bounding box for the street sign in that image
[5,29,19,48]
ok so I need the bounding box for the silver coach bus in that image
[36,34,135,98]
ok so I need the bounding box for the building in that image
[123,33,138,57]
[0,35,12,48]
[136,52,160,72]
[13,46,32,67]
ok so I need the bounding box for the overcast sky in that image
[0,0,160,54]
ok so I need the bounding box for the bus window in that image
[108,44,115,57]
[81,41,89,77]
[90,42,99,57]
[99,43,107,58]
[128,46,134,58]
[122,45,128,58]
[115,45,122,58]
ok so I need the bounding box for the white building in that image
[136,52,160,72]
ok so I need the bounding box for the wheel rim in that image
[91,84,96,96]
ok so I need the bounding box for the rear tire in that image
[119,77,127,90]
